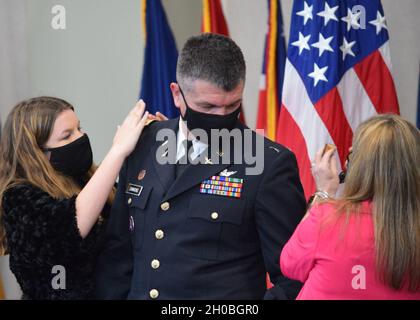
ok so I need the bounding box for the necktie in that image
[175,139,193,178]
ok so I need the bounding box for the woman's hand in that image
[111,100,149,158]
[312,146,340,198]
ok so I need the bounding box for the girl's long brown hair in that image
[0,97,114,255]
[335,114,420,292]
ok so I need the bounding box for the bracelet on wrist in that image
[314,190,332,199]
[306,190,333,210]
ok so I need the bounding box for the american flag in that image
[276,0,400,199]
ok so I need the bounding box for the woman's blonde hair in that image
[0,97,114,255]
[338,114,420,292]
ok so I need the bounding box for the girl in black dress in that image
[0,97,149,299]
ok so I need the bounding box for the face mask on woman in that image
[44,133,93,179]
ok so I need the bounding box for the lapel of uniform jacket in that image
[151,118,179,194]
[163,157,231,202]
[162,134,237,202]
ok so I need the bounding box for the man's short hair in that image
[177,33,246,92]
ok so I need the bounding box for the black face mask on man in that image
[178,86,241,137]
[44,133,93,179]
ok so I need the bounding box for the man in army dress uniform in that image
[95,33,306,300]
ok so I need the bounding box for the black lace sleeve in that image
[2,184,94,265]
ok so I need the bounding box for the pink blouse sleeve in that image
[280,204,326,283]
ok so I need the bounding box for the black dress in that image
[2,184,107,300]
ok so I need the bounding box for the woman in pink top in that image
[280,114,420,300]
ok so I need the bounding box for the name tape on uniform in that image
[126,183,143,196]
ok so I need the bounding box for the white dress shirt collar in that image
[176,117,208,162]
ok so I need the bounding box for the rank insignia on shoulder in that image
[126,183,143,196]
[200,175,243,198]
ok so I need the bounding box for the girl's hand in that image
[111,100,149,158]
[312,146,340,198]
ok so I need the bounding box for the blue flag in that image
[140,0,179,118]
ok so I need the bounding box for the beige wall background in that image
[0,0,419,299]
[1,0,419,161]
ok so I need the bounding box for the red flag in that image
[201,0,246,125]
[202,0,229,35]
[256,0,286,141]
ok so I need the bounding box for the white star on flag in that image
[340,37,356,60]
[296,1,313,25]
[311,33,334,57]
[317,2,339,26]
[308,63,328,86]
[341,8,361,31]
[292,32,311,55]
[369,11,388,35]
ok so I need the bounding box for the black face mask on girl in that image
[178,86,241,137]
[44,134,93,179]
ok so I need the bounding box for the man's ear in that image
[170,83,181,109]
